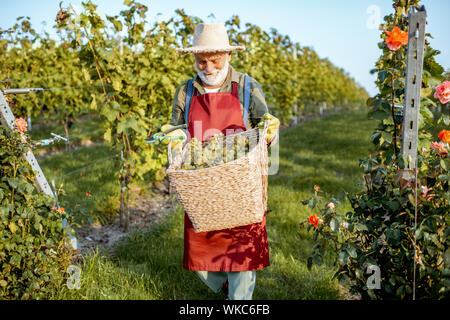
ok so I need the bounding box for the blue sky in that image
[1,0,449,96]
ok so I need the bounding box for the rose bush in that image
[0,125,75,299]
[302,134,449,299]
[302,0,449,299]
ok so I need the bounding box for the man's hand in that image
[154,124,187,150]
[258,113,280,144]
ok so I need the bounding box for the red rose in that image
[308,214,320,228]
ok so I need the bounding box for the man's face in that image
[194,52,231,87]
[194,52,230,74]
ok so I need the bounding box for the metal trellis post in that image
[0,89,78,250]
[400,6,427,173]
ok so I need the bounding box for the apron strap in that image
[243,75,251,130]
[184,78,194,125]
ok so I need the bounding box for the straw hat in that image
[177,23,245,54]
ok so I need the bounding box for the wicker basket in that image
[167,122,269,233]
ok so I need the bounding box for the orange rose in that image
[314,185,319,192]
[438,129,450,143]
[385,27,408,51]
[14,118,27,133]
[58,207,65,213]
[308,214,320,228]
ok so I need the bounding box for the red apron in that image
[183,81,270,272]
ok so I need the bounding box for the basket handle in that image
[261,120,269,141]
[167,140,173,165]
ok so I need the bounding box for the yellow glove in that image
[156,124,187,152]
[258,113,280,144]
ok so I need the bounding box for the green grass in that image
[38,143,121,225]
[29,114,107,155]
[29,114,106,142]
[53,110,378,300]
[29,113,120,224]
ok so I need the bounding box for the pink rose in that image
[420,186,435,202]
[420,186,432,198]
[14,118,27,133]
[327,202,335,210]
[434,80,450,105]
[430,141,448,157]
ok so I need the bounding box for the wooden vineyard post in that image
[0,89,78,250]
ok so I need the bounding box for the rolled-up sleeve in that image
[248,79,269,129]
[170,81,188,126]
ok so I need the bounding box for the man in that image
[162,23,279,300]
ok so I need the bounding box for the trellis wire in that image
[1,84,112,95]
[52,153,119,182]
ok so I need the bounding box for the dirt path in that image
[73,181,178,257]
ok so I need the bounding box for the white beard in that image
[195,59,229,87]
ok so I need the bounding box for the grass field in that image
[47,110,378,300]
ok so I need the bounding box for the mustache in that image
[200,69,220,77]
[195,60,229,86]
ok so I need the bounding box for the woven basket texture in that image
[167,124,269,232]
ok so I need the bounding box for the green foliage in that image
[59,1,194,184]
[1,1,369,186]
[0,16,91,132]
[0,126,75,299]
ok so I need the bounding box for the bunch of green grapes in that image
[181,133,250,170]
[203,133,226,166]
[182,137,203,170]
